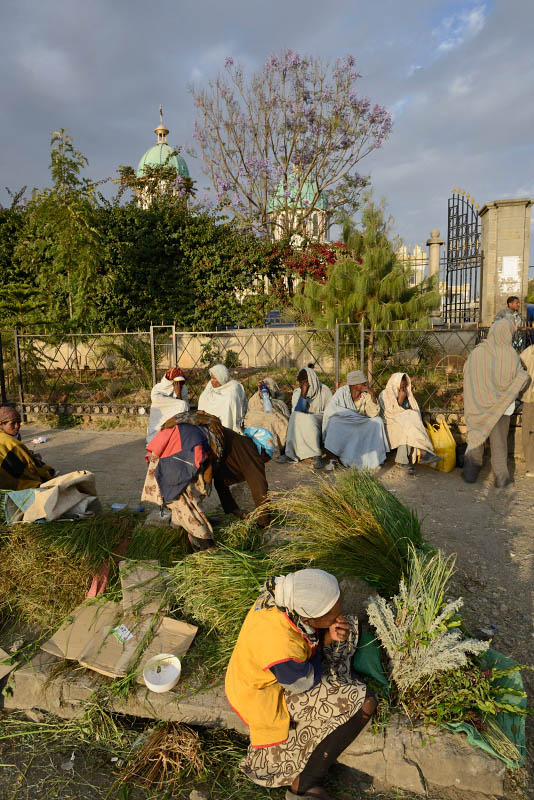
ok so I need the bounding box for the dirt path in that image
[18,424,534,791]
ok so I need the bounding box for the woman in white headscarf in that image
[323,370,389,470]
[378,373,438,474]
[197,364,248,434]
[280,366,332,469]
[146,367,189,446]
[226,569,375,799]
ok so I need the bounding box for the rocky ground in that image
[1,423,533,799]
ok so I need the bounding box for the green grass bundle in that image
[268,469,430,596]
[168,546,275,670]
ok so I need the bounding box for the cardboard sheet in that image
[119,560,167,616]
[41,600,120,661]
[0,647,16,680]
[78,612,155,678]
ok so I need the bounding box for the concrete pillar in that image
[479,198,533,325]
[426,229,444,279]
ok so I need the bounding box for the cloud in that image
[434,4,487,53]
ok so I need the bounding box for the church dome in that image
[136,108,189,179]
[136,143,189,179]
[268,171,327,213]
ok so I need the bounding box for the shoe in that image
[494,476,513,488]
[325,458,338,472]
[276,454,297,464]
[420,452,441,464]
[407,465,416,476]
[313,456,325,471]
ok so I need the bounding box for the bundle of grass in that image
[367,547,488,692]
[214,515,265,552]
[168,546,275,671]
[267,469,429,596]
[0,526,96,634]
[119,723,203,790]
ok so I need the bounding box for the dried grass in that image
[119,722,203,789]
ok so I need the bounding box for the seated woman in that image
[280,366,332,470]
[244,377,290,453]
[379,373,438,475]
[197,364,247,434]
[0,406,55,490]
[226,568,375,800]
[322,370,389,470]
[146,367,189,445]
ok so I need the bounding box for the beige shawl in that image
[464,319,529,450]
[379,373,434,453]
[244,378,290,449]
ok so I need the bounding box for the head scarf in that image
[381,373,419,416]
[346,370,367,386]
[165,367,185,382]
[0,406,21,424]
[260,377,284,400]
[258,569,340,646]
[209,364,230,386]
[464,319,529,450]
[302,366,321,401]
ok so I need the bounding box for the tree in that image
[294,197,441,377]
[14,130,105,329]
[192,50,392,239]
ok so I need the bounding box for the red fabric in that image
[165,367,185,381]
[194,444,205,469]
[85,536,130,598]
[145,426,183,462]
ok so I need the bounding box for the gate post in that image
[0,333,7,404]
[149,326,157,387]
[479,198,533,325]
[14,329,26,421]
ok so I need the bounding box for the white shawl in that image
[146,377,189,445]
[378,373,434,453]
[198,365,247,433]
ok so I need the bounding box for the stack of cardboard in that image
[41,560,197,686]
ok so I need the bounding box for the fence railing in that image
[3,324,531,420]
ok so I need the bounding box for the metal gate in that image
[443,189,481,323]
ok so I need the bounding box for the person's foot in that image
[494,476,513,488]
[286,787,332,800]
[420,451,441,464]
[407,464,416,476]
[276,454,297,464]
[313,456,325,471]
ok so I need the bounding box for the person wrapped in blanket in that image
[225,569,375,800]
[146,366,189,446]
[141,411,271,550]
[0,406,55,490]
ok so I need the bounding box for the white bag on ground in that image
[21,470,101,522]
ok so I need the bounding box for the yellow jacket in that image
[0,431,54,490]
[225,599,314,747]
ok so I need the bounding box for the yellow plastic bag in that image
[424,418,456,473]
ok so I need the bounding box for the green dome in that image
[136,143,189,179]
[267,172,327,213]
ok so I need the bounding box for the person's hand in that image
[324,615,349,645]
[300,380,309,398]
[174,380,183,399]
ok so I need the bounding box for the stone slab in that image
[3,656,506,797]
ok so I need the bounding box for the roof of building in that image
[136,143,190,179]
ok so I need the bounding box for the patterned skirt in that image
[240,616,367,788]
[141,455,214,542]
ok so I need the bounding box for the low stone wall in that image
[2,651,508,798]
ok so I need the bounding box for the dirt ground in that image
[5,423,534,797]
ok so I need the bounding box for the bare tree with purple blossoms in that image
[192,50,392,240]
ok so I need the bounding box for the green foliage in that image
[294,196,440,339]
[268,469,430,596]
[14,130,105,329]
[99,336,158,391]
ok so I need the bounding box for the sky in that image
[1,0,532,259]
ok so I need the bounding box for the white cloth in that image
[197,367,247,434]
[378,373,434,454]
[285,368,332,461]
[146,377,189,445]
[323,386,389,469]
[272,569,340,619]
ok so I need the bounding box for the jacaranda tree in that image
[192,50,392,239]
